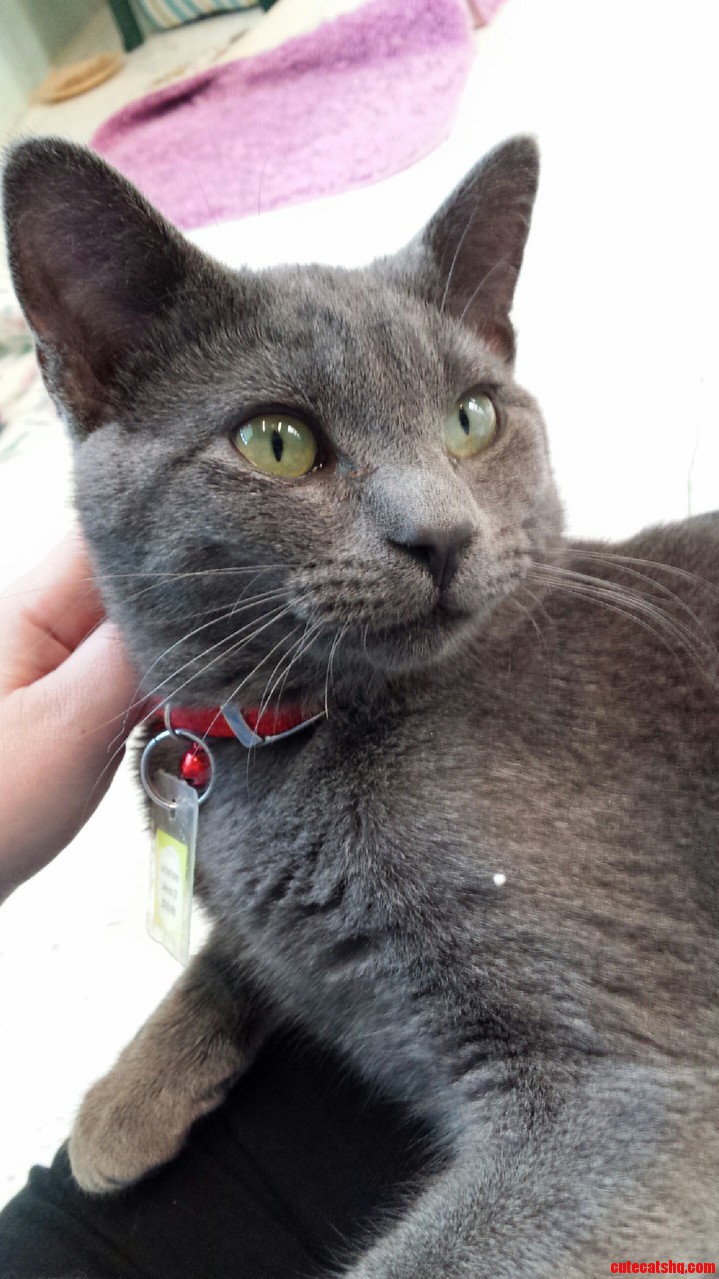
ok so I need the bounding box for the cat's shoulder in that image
[623,510,719,576]
[553,513,719,688]
[572,511,719,606]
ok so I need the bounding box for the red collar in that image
[143,699,324,801]
[151,701,324,748]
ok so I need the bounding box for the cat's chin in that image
[358,604,479,674]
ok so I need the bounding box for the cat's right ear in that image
[3,139,221,436]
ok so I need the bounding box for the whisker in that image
[511,585,551,663]
[438,193,482,314]
[529,570,688,667]
[270,619,324,720]
[324,623,348,718]
[518,580,556,634]
[563,553,714,653]
[121,565,284,609]
[550,546,719,603]
[101,589,289,747]
[457,255,513,328]
[201,609,303,743]
[133,588,287,694]
[0,564,296,603]
[152,602,297,724]
[532,561,715,671]
[243,620,325,785]
[528,566,715,686]
[252,623,307,727]
[82,602,298,814]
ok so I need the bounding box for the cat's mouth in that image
[355,599,476,671]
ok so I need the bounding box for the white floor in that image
[0,0,718,1209]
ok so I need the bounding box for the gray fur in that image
[3,136,718,1276]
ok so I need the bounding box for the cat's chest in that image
[190,662,717,1069]
[195,674,634,937]
[195,652,715,959]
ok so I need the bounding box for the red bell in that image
[179,747,211,790]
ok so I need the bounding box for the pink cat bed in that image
[92,0,476,229]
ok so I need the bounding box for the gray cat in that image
[3,135,718,1277]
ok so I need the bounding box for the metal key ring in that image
[140,728,215,811]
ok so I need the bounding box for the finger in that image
[0,532,105,691]
[0,622,141,897]
[47,618,145,747]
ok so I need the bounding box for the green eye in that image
[232,413,318,478]
[443,391,497,459]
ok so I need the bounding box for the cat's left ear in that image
[395,136,539,361]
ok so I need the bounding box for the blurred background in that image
[0,0,718,1210]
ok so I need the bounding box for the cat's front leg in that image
[69,930,270,1194]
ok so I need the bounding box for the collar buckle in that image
[223,704,325,748]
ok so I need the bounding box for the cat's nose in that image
[392,524,475,595]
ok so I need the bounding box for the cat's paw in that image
[68,1061,238,1194]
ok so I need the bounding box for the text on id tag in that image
[147,770,198,965]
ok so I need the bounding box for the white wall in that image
[0,0,105,141]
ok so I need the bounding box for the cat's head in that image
[3,136,561,707]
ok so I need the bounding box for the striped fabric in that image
[132,0,261,31]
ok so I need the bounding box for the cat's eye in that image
[232,413,319,478]
[443,391,497,459]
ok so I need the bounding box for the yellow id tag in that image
[147,770,198,965]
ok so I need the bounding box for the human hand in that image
[0,533,141,903]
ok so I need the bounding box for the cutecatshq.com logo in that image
[610,1264,716,1275]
